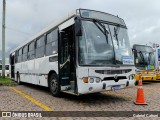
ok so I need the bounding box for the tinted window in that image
[29,42,35,51]
[18,49,22,62]
[37,36,45,48]
[5,65,9,70]
[47,29,58,43]
[46,29,58,56]
[28,41,35,60]
[46,41,58,56]
[15,51,18,63]
[0,65,10,70]
[36,36,45,58]
[23,45,28,61]
[23,45,28,54]
[19,49,22,55]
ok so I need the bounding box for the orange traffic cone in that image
[134,76,147,105]
[138,76,143,86]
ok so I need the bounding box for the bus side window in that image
[22,45,28,61]
[36,36,45,58]
[46,29,58,56]
[15,51,18,63]
[18,49,22,63]
[5,65,9,70]
[28,41,35,60]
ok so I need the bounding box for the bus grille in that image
[95,69,132,75]
[103,76,127,82]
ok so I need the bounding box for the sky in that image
[0,0,160,59]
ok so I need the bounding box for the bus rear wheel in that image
[49,73,61,97]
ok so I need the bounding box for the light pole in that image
[2,0,6,78]
[150,42,159,70]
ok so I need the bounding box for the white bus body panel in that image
[15,54,58,87]
[21,61,29,83]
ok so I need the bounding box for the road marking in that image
[104,91,132,99]
[10,87,53,111]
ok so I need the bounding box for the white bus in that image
[0,59,10,77]
[10,9,135,96]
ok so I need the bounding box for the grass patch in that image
[0,78,17,86]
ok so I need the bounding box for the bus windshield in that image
[79,20,133,66]
[134,45,155,70]
[109,25,132,64]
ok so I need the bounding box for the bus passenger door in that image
[58,23,76,93]
[10,54,15,79]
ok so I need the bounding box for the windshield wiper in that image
[114,26,120,47]
[92,19,109,44]
[138,51,147,65]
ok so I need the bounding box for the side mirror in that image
[75,17,82,36]
[132,49,137,57]
[134,51,138,57]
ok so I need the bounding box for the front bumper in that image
[77,78,135,95]
[135,74,156,81]
[156,74,160,80]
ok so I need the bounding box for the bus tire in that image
[17,73,21,85]
[49,73,61,97]
[135,81,138,85]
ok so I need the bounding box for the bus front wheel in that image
[49,73,61,97]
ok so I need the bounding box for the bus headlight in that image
[95,77,101,83]
[88,77,101,83]
[89,78,94,83]
[83,77,102,83]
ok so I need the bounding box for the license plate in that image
[146,77,150,79]
[111,85,121,90]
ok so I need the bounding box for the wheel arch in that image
[48,70,58,87]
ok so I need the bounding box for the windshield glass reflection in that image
[108,25,132,64]
[79,20,133,66]
[79,21,114,65]
[134,46,155,70]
